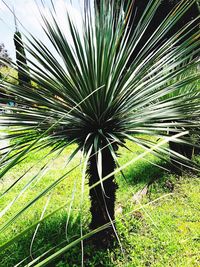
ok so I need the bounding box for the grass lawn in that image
[0,139,199,266]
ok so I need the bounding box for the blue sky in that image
[0,0,83,60]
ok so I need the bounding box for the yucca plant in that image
[0,0,200,252]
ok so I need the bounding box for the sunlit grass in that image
[0,139,199,266]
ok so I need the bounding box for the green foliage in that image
[0,67,18,103]
[0,67,18,84]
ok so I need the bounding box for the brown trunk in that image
[87,146,117,247]
[169,132,193,175]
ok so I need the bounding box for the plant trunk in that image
[87,146,117,247]
[194,146,200,155]
[169,132,193,175]
[194,134,200,155]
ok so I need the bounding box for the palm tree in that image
[0,0,199,247]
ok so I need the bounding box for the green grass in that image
[0,140,199,266]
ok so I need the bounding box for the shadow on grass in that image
[120,159,168,186]
[0,158,176,267]
[0,211,117,267]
